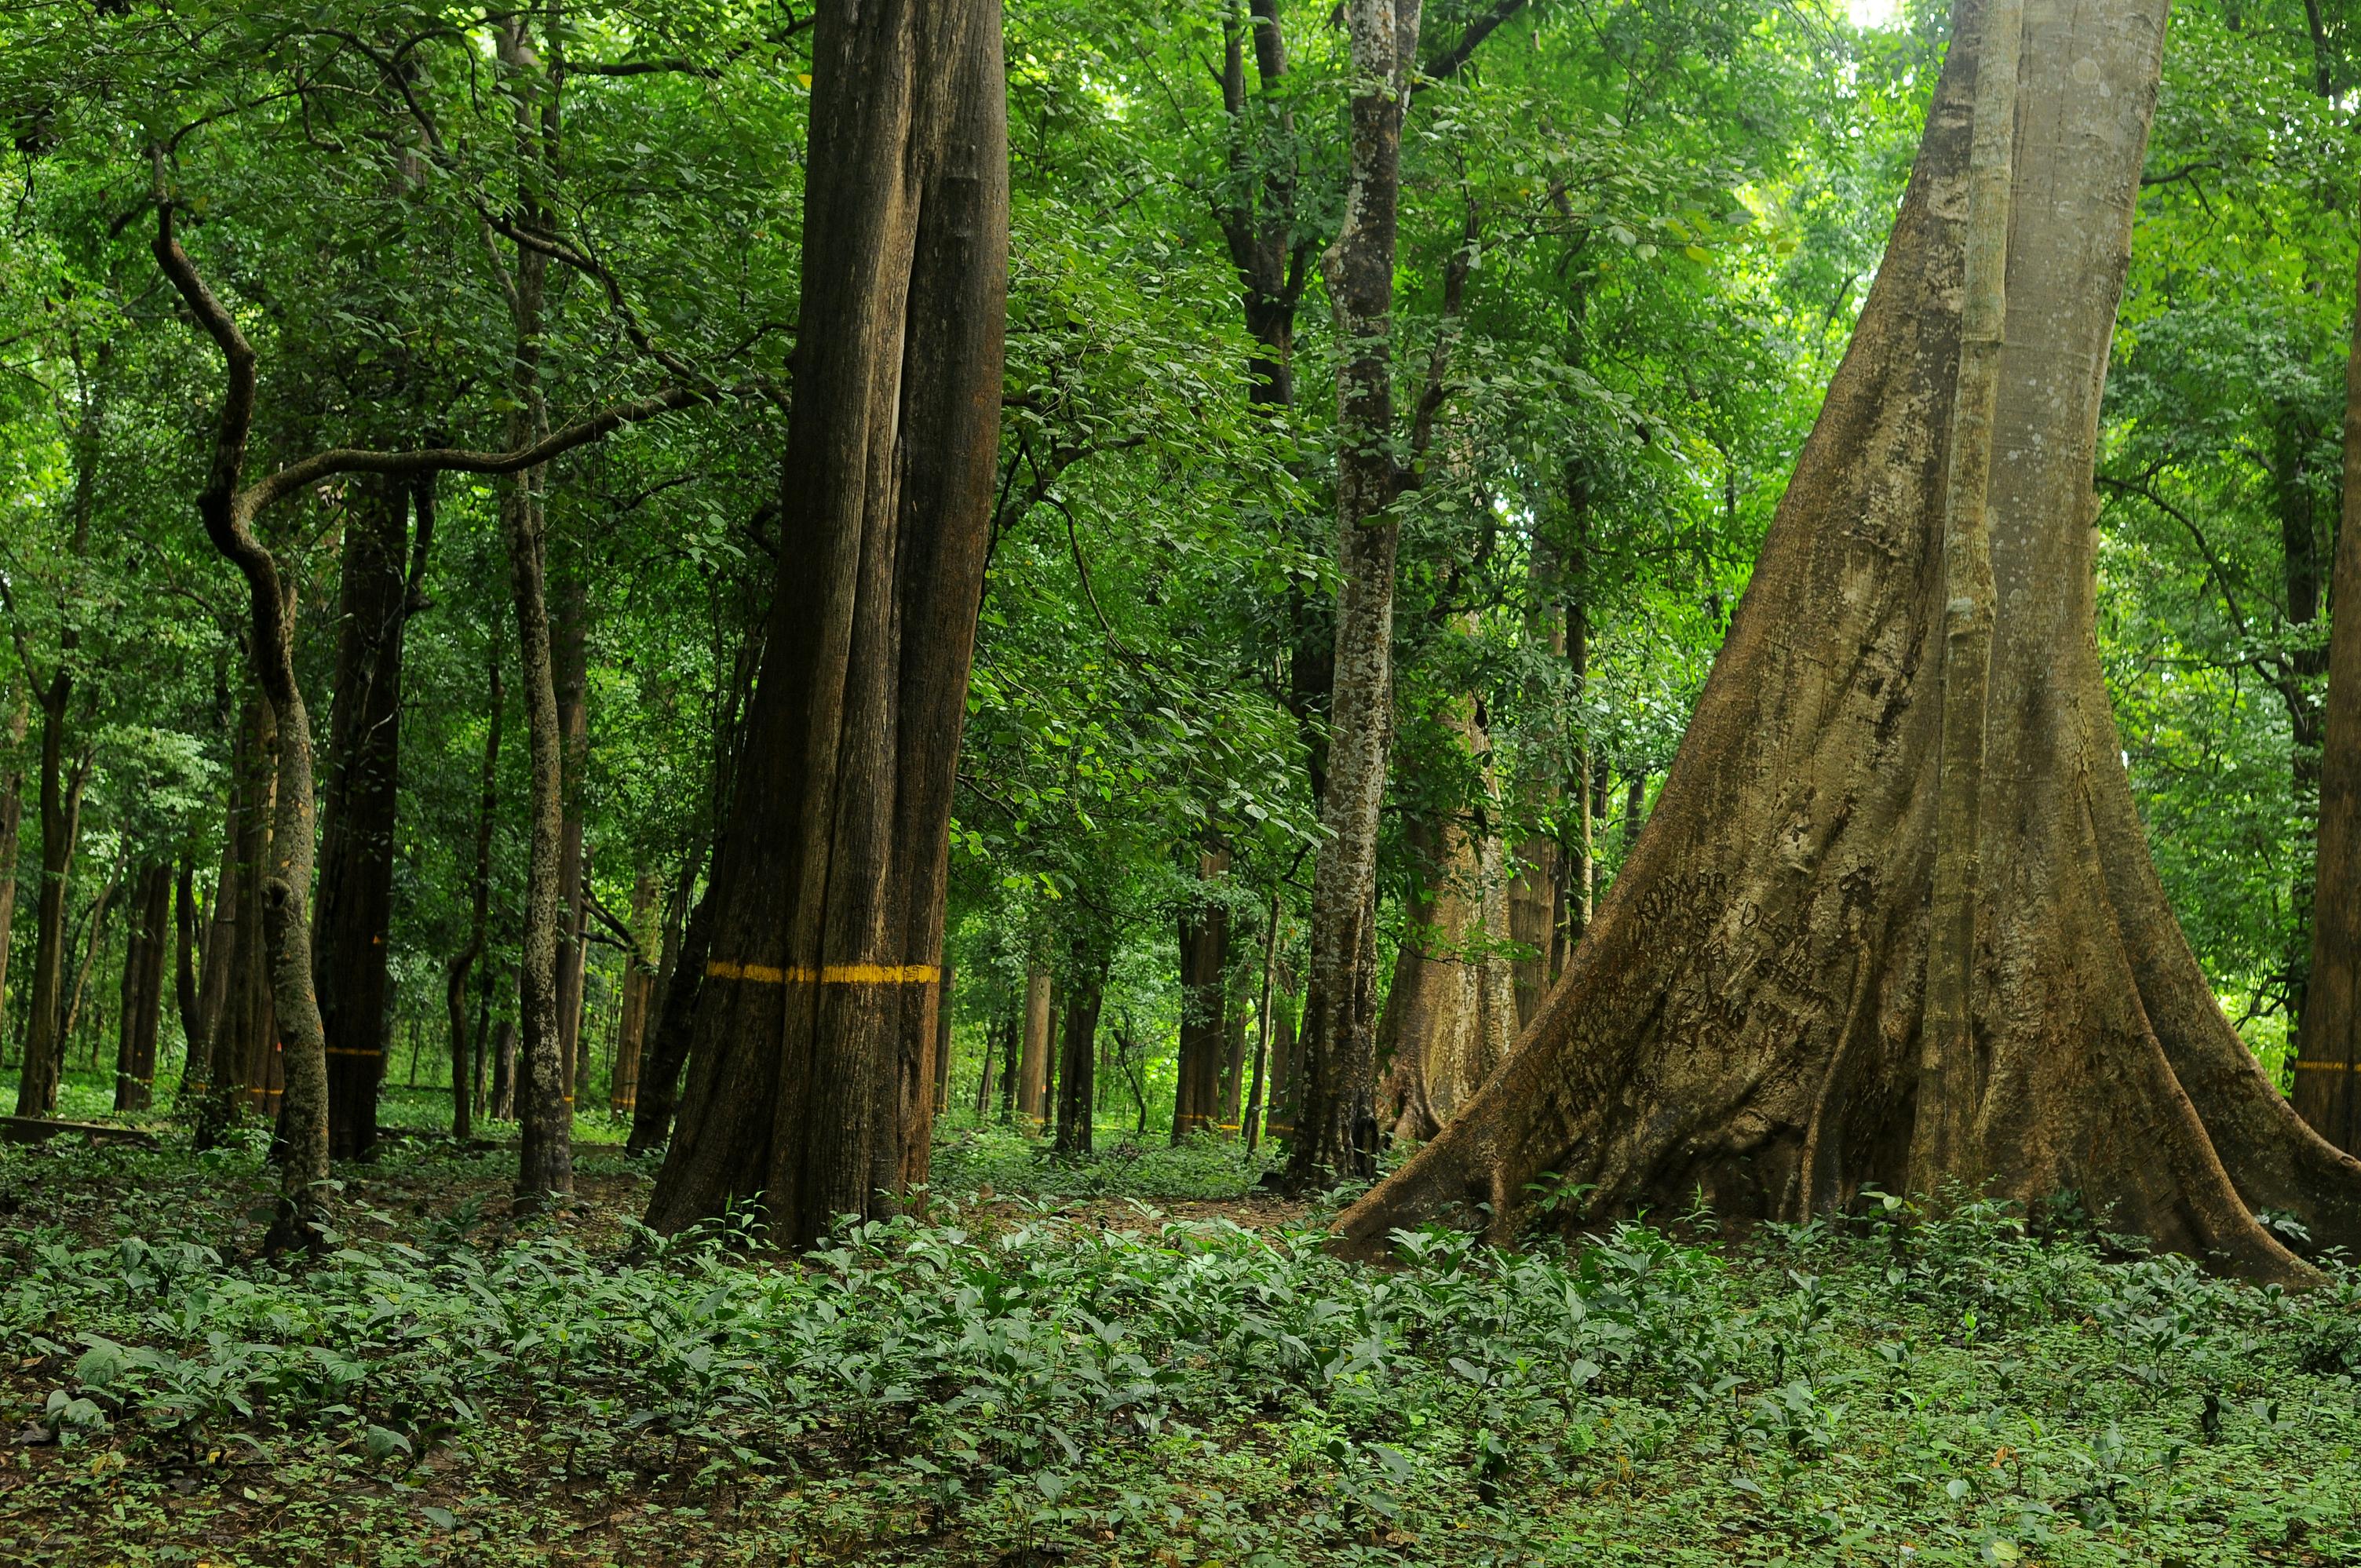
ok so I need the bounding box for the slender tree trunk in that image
[974,1009,1000,1117]
[2293,234,2361,1151]
[1286,0,1422,1190]
[0,685,24,1058]
[611,870,660,1114]
[1507,538,1561,1030]
[494,14,572,1205]
[553,570,590,1113]
[1053,955,1104,1158]
[998,1005,1020,1119]
[491,1015,518,1122]
[316,472,423,1161]
[1337,0,2361,1281]
[1173,849,1229,1140]
[13,675,82,1118]
[1017,965,1052,1124]
[154,198,335,1255]
[112,862,170,1111]
[172,857,199,1082]
[1244,893,1282,1154]
[447,639,503,1143]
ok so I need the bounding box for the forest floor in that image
[3,1072,2361,1565]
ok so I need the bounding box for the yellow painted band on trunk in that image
[2292,1059,2356,1073]
[706,960,942,984]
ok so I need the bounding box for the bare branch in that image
[240,386,712,516]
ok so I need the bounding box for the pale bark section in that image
[1383,695,1517,1140]
[1018,966,1052,1123]
[1909,0,2018,1188]
[1335,0,2361,1280]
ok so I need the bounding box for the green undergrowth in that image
[2,1138,2360,1566]
[929,1121,1286,1202]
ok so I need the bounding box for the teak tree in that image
[645,0,1011,1245]
[1336,0,2361,1281]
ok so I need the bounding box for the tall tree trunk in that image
[172,856,199,1082]
[0,684,24,1060]
[1017,965,1052,1124]
[648,0,1009,1242]
[1286,0,1422,1189]
[446,637,503,1143]
[2293,235,2361,1151]
[13,673,84,1118]
[1173,848,1229,1140]
[553,569,590,1112]
[494,15,573,1205]
[316,472,423,1161]
[611,870,660,1114]
[151,215,334,1255]
[1337,0,2361,1281]
[1053,954,1104,1158]
[112,862,170,1111]
[1243,893,1283,1153]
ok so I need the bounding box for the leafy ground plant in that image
[2,1134,2359,1565]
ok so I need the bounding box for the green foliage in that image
[6,1134,2361,1563]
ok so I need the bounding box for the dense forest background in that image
[0,0,2348,1143]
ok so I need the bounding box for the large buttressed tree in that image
[1337,0,2361,1281]
[645,0,1010,1244]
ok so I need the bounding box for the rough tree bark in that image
[316,472,429,1160]
[494,14,574,1205]
[1017,965,1052,1124]
[1334,0,2361,1281]
[1173,848,1230,1140]
[644,0,1009,1242]
[111,862,170,1111]
[1380,807,1516,1143]
[445,636,502,1143]
[1286,0,1422,1188]
[2292,237,2361,1151]
[553,570,590,1111]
